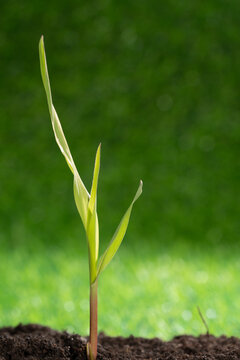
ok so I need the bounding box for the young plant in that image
[39,36,143,360]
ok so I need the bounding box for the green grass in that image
[1,241,239,339]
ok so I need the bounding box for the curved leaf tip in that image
[39,35,89,228]
[97,179,143,277]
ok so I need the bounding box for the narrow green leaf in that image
[73,171,89,229]
[86,210,99,283]
[39,36,52,112]
[97,180,143,276]
[88,144,101,214]
[39,35,89,226]
[51,104,75,173]
[86,144,101,282]
[39,35,75,173]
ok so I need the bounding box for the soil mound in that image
[0,323,239,359]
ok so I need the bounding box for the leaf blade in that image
[39,36,75,173]
[97,180,143,276]
[39,36,89,226]
[86,210,99,283]
[73,171,89,228]
[88,144,101,214]
[86,144,101,282]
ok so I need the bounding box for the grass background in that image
[0,0,240,339]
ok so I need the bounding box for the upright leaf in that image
[88,144,101,214]
[86,144,101,283]
[97,180,143,276]
[73,171,89,229]
[87,210,99,283]
[39,36,89,226]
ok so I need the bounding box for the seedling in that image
[39,36,143,360]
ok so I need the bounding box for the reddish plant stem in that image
[89,280,98,359]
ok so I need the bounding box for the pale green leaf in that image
[88,144,101,214]
[73,171,89,229]
[39,35,89,226]
[97,180,143,276]
[85,144,101,282]
[86,210,99,283]
[39,35,75,173]
[39,36,52,112]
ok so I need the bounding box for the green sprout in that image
[39,36,143,360]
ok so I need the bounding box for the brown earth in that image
[0,323,239,359]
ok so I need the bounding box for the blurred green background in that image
[0,0,240,339]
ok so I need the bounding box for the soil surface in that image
[0,324,239,359]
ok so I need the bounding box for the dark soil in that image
[0,324,239,359]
